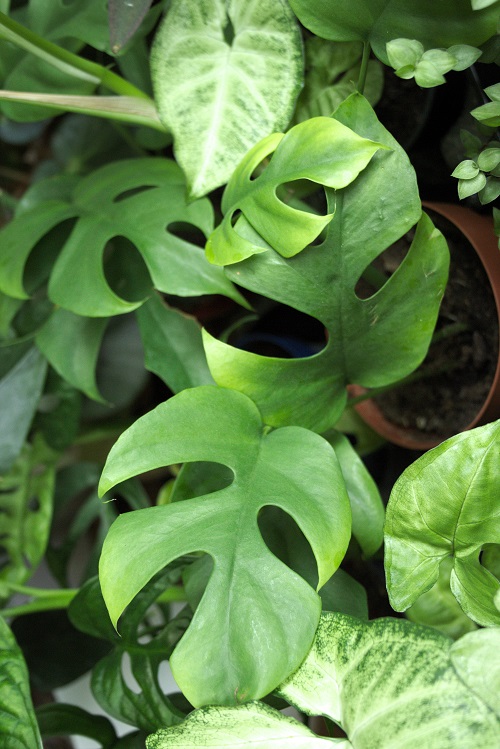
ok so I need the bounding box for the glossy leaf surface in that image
[385,421,500,626]
[279,613,500,747]
[206,116,384,265]
[99,386,351,706]
[204,95,449,431]
[0,437,55,585]
[289,0,499,63]
[146,701,342,749]
[150,0,303,197]
[108,0,154,54]
[0,159,245,316]
[0,617,42,749]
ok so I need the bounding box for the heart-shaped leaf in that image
[0,159,246,316]
[99,386,351,707]
[289,0,499,64]
[150,0,303,198]
[206,116,385,265]
[203,94,449,432]
[0,616,42,749]
[385,420,500,626]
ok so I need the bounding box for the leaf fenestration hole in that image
[113,185,157,203]
[355,231,412,300]
[258,506,318,589]
[167,222,207,249]
[27,496,40,512]
[249,154,273,181]
[23,218,78,294]
[120,652,142,694]
[103,236,152,302]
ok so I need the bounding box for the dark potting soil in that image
[372,211,499,440]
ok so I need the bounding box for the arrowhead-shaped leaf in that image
[206,116,385,265]
[289,0,499,64]
[204,94,449,432]
[278,613,500,748]
[385,420,500,626]
[0,617,42,749]
[0,159,246,316]
[99,386,351,706]
[150,0,304,197]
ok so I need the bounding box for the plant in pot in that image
[0,1,499,749]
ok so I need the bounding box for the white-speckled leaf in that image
[146,701,347,748]
[278,612,500,748]
[150,0,303,197]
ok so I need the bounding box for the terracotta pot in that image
[350,202,500,451]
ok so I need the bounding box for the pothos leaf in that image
[98,386,351,707]
[206,116,385,265]
[385,420,500,626]
[0,616,42,749]
[150,0,304,198]
[203,94,449,432]
[0,159,246,316]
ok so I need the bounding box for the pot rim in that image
[351,201,500,451]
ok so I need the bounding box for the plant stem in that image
[357,42,370,95]
[0,11,149,100]
[0,586,77,618]
[156,586,187,604]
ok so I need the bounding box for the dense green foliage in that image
[0,1,499,747]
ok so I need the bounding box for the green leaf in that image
[150,0,304,198]
[33,369,82,450]
[448,43,482,69]
[206,116,384,265]
[204,95,448,432]
[471,0,500,9]
[0,437,55,585]
[414,49,456,87]
[36,309,108,401]
[277,613,500,747]
[99,386,351,706]
[0,345,47,472]
[386,38,424,69]
[385,420,500,626]
[405,557,478,639]
[479,175,500,204]
[450,627,500,717]
[477,147,500,172]
[0,159,245,315]
[458,171,487,199]
[0,616,42,749]
[451,159,480,179]
[136,294,215,393]
[108,0,154,54]
[288,0,499,63]
[146,701,340,749]
[471,100,500,127]
[36,703,117,748]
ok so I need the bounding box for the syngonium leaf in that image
[206,116,385,265]
[203,94,449,432]
[150,0,304,198]
[98,386,352,707]
[0,436,56,585]
[147,614,500,749]
[0,617,43,749]
[0,159,246,317]
[289,0,499,64]
[385,420,500,626]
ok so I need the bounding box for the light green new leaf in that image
[0,617,42,749]
[136,294,214,394]
[146,701,344,749]
[0,346,47,473]
[0,159,246,316]
[450,627,500,717]
[206,117,384,265]
[385,420,500,626]
[289,0,499,64]
[0,437,56,585]
[278,613,500,747]
[99,386,351,706]
[204,94,449,432]
[36,308,108,401]
[150,0,303,198]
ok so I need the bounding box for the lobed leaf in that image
[385,420,500,626]
[204,94,449,432]
[99,386,351,706]
[206,116,384,265]
[151,0,304,198]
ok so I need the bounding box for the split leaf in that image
[99,386,351,706]
[150,0,303,197]
[385,420,500,626]
[206,116,384,265]
[204,94,449,431]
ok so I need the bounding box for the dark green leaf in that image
[108,0,154,54]
[36,703,117,748]
[33,369,82,450]
[0,616,42,749]
[99,386,351,707]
